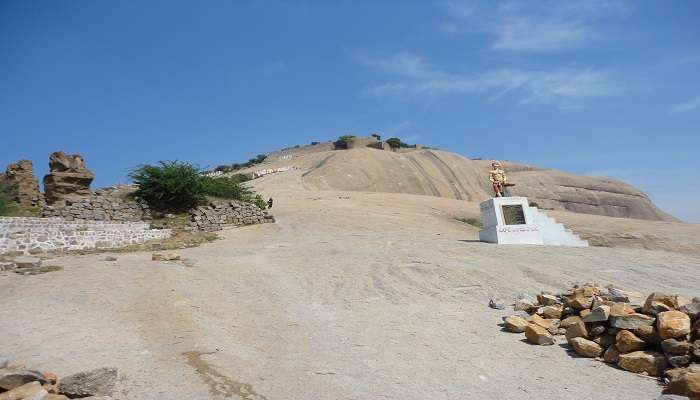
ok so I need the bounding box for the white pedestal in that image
[479,197,544,245]
[478,196,588,247]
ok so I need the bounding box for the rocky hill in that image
[235,139,676,222]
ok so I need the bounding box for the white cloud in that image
[360,52,620,107]
[443,0,627,52]
[673,97,700,113]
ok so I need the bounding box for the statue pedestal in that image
[479,197,544,245]
[478,197,588,247]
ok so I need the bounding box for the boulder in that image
[644,292,680,315]
[57,367,117,398]
[12,257,42,269]
[663,339,692,355]
[610,313,656,330]
[658,311,692,339]
[541,305,563,319]
[526,314,554,330]
[537,293,562,306]
[680,300,700,321]
[0,369,48,390]
[593,334,616,348]
[616,330,647,353]
[603,344,620,363]
[617,351,668,376]
[43,151,94,205]
[665,365,700,400]
[610,302,636,317]
[489,298,506,310]
[151,253,181,261]
[1,160,43,207]
[503,316,529,333]
[693,340,700,359]
[667,355,692,369]
[633,325,663,345]
[0,381,48,400]
[607,286,644,304]
[583,305,610,323]
[560,316,582,330]
[525,324,555,345]
[565,321,589,344]
[569,337,604,357]
[514,294,538,312]
[589,324,606,337]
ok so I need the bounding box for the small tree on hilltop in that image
[386,137,409,149]
[371,133,381,141]
[333,135,355,150]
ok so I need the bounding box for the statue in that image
[489,161,514,197]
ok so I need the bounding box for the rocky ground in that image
[1,180,699,399]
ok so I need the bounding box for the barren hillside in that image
[237,143,675,221]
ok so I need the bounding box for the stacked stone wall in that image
[41,197,151,222]
[189,200,274,231]
[0,217,170,256]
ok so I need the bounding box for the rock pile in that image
[43,151,94,206]
[501,282,700,399]
[0,160,43,207]
[0,357,118,399]
[188,200,274,231]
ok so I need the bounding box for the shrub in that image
[129,161,263,213]
[0,182,13,215]
[371,133,381,141]
[334,135,355,150]
[386,137,410,149]
[251,194,268,210]
[129,161,207,213]
[311,141,320,145]
[201,176,253,200]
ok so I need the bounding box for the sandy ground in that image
[2,173,700,400]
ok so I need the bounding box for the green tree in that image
[333,134,355,149]
[385,137,409,149]
[129,161,206,213]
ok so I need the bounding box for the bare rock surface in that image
[43,151,94,205]
[261,146,678,221]
[1,184,700,399]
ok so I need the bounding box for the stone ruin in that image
[43,151,95,206]
[41,187,152,222]
[188,200,275,231]
[0,160,43,208]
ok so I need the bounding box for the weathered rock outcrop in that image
[43,151,94,205]
[0,160,43,207]
[298,148,675,221]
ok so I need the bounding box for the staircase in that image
[526,206,589,247]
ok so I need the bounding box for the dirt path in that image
[1,189,699,399]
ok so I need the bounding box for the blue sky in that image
[1,1,699,221]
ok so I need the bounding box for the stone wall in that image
[189,200,274,231]
[0,217,170,256]
[41,197,151,222]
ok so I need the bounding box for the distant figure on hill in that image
[267,197,273,209]
[489,161,515,197]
